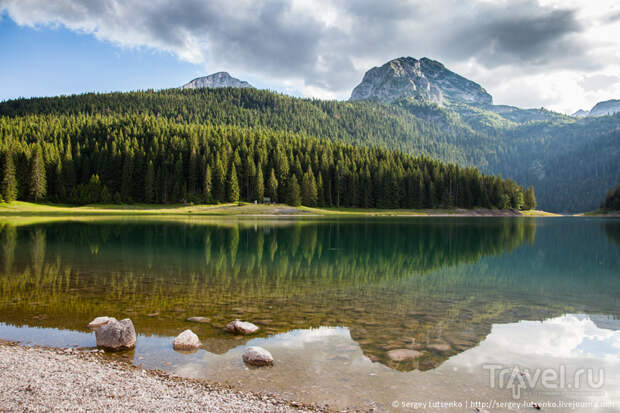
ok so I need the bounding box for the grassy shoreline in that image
[0,201,562,218]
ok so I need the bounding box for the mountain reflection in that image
[0,217,619,371]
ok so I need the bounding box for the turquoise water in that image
[0,217,618,411]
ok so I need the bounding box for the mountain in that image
[181,72,253,89]
[350,57,492,106]
[572,109,590,117]
[572,99,620,117]
[590,99,620,117]
[1,60,618,212]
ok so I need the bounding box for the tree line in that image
[0,114,534,209]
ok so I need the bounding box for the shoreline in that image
[0,340,331,413]
[0,201,561,218]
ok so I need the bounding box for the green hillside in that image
[1,87,618,211]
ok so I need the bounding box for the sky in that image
[1,0,620,114]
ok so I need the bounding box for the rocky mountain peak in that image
[181,72,254,89]
[572,99,620,118]
[349,57,492,106]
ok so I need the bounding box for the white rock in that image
[225,319,259,335]
[95,318,136,350]
[242,346,273,366]
[88,316,115,330]
[173,329,201,351]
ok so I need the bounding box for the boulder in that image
[95,318,136,350]
[173,329,201,351]
[387,349,423,362]
[186,316,211,324]
[88,316,115,330]
[242,346,274,366]
[225,319,259,335]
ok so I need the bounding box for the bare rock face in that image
[95,318,136,350]
[350,57,492,106]
[181,72,254,90]
[387,349,423,362]
[173,329,201,351]
[87,316,115,330]
[242,346,274,366]
[225,319,259,335]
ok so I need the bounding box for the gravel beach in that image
[0,343,326,413]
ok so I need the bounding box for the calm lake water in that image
[0,217,619,412]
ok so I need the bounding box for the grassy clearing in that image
[0,201,558,218]
[520,209,563,217]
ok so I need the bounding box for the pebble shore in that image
[0,343,326,413]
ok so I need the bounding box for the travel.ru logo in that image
[483,364,605,399]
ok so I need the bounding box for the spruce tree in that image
[267,168,278,202]
[301,168,318,206]
[227,163,240,203]
[29,146,46,202]
[255,165,264,202]
[121,154,134,202]
[286,174,301,206]
[144,160,155,203]
[213,158,226,202]
[524,185,537,210]
[1,152,17,202]
[203,165,213,203]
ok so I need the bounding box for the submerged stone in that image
[387,349,423,362]
[186,316,211,324]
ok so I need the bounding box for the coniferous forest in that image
[0,113,533,209]
[601,186,620,211]
[0,87,617,211]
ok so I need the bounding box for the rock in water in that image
[173,329,201,351]
[225,319,259,335]
[387,349,423,362]
[350,57,492,106]
[95,318,136,350]
[88,316,115,330]
[242,346,274,366]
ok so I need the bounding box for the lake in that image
[0,217,619,411]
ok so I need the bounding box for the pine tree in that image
[29,146,46,202]
[226,163,240,203]
[267,168,278,202]
[144,160,155,203]
[301,168,318,206]
[1,152,17,202]
[286,174,301,206]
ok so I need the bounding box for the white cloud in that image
[1,0,620,113]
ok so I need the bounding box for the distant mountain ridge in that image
[181,72,253,89]
[350,57,492,106]
[573,99,620,118]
